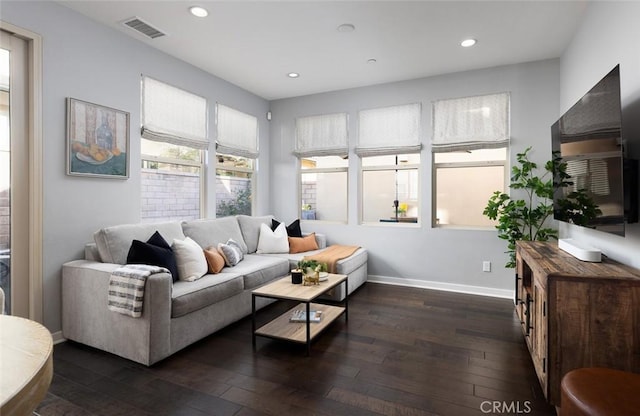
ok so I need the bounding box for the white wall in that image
[2,1,270,333]
[270,59,560,294]
[559,2,640,268]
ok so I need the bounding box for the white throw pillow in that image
[256,222,289,254]
[172,237,208,282]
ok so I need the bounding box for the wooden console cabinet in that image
[515,241,640,405]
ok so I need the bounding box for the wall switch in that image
[482,261,491,272]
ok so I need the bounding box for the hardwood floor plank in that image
[37,283,556,416]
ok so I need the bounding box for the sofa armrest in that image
[62,260,173,365]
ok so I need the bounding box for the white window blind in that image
[141,76,208,149]
[216,104,259,159]
[355,103,422,157]
[432,92,510,153]
[294,113,348,158]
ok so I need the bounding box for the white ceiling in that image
[59,1,588,101]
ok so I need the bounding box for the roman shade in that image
[141,76,208,150]
[216,104,259,159]
[355,103,422,157]
[294,113,348,158]
[432,92,510,153]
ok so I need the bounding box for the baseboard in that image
[51,330,66,345]
[367,275,514,299]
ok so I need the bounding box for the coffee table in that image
[252,273,348,355]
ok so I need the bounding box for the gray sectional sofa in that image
[62,215,367,365]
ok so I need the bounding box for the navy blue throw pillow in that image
[271,219,302,238]
[126,231,179,282]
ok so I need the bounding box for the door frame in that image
[0,21,43,323]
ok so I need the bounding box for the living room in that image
[2,1,640,415]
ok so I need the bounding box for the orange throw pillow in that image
[203,247,225,274]
[288,233,319,254]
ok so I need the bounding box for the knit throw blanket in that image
[303,245,360,274]
[108,264,169,318]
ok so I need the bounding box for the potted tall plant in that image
[483,147,557,268]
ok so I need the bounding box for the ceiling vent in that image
[122,17,166,39]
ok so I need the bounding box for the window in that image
[140,76,208,222]
[362,154,420,223]
[432,93,510,227]
[215,104,258,217]
[295,113,348,222]
[357,103,422,224]
[300,156,348,221]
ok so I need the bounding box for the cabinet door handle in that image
[515,273,521,304]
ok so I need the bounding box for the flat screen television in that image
[551,65,638,236]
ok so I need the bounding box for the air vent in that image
[122,17,166,39]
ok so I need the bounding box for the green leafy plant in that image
[297,259,328,273]
[484,147,603,268]
[216,187,252,217]
[483,147,557,268]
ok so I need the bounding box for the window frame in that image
[360,154,421,226]
[215,152,256,217]
[298,156,349,223]
[432,149,507,229]
[140,140,206,222]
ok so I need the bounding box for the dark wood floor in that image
[36,283,556,416]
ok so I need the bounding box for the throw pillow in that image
[271,218,303,238]
[257,222,289,254]
[217,242,243,267]
[172,237,208,282]
[288,233,319,254]
[126,231,179,282]
[226,238,245,261]
[203,247,225,274]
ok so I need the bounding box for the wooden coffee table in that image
[252,273,348,355]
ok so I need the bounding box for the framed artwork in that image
[66,98,130,179]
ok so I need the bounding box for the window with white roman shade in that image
[141,76,208,149]
[294,113,348,158]
[356,103,422,157]
[432,92,510,228]
[432,92,510,152]
[216,104,259,159]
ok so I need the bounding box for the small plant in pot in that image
[297,259,328,276]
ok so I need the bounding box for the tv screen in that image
[552,65,628,236]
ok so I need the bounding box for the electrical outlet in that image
[482,261,491,272]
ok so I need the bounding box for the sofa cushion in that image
[230,254,290,290]
[203,247,225,274]
[126,231,179,282]
[217,241,243,267]
[182,217,248,254]
[237,215,274,254]
[256,223,289,254]
[271,218,303,238]
[172,237,208,282]
[171,272,244,318]
[261,247,368,276]
[94,221,185,265]
[288,233,319,254]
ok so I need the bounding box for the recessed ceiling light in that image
[189,6,208,18]
[367,58,377,64]
[287,72,300,78]
[337,23,356,33]
[461,38,477,48]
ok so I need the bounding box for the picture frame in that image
[66,98,130,179]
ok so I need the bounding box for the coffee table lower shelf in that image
[254,302,345,345]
